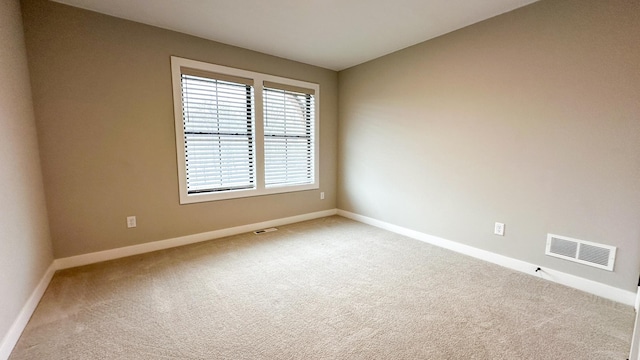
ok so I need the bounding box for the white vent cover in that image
[545,234,616,271]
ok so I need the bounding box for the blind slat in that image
[263,80,315,95]
[182,68,254,86]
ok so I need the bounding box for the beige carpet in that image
[9,216,634,359]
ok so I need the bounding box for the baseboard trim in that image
[337,209,636,307]
[54,209,338,270]
[0,263,56,360]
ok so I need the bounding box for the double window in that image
[171,57,319,203]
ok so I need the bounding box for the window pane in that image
[263,87,314,188]
[182,75,255,193]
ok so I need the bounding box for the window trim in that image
[171,56,320,204]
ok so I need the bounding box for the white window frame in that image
[171,56,320,204]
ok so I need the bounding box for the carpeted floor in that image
[9,216,635,359]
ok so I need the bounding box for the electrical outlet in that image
[127,216,137,228]
[494,222,505,236]
[320,192,325,200]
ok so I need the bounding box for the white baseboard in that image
[337,209,637,307]
[0,263,56,360]
[55,209,338,270]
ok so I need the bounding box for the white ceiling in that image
[52,0,538,71]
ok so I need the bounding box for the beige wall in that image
[21,0,338,258]
[338,0,640,291]
[0,0,53,344]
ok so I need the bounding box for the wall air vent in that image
[545,234,616,271]
[253,227,278,234]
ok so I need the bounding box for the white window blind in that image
[181,72,255,193]
[263,84,315,188]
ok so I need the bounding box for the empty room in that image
[1,0,639,358]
